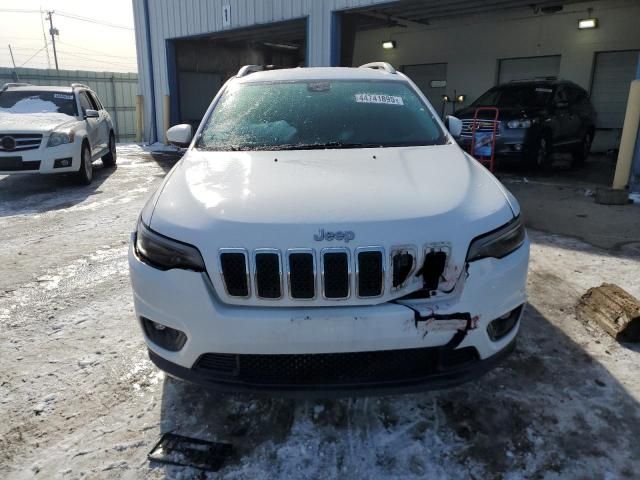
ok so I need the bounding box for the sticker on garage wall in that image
[355,94,404,106]
[430,80,447,88]
[54,94,74,100]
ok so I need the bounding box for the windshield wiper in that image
[276,142,384,150]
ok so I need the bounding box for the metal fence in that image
[0,67,138,142]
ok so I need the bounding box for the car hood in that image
[0,112,77,133]
[148,144,516,259]
[455,105,548,120]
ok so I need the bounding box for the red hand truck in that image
[469,107,500,173]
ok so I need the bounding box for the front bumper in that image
[0,140,82,175]
[128,235,529,394]
[458,129,532,158]
[149,338,517,397]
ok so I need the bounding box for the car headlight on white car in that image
[135,219,205,272]
[466,216,526,262]
[47,131,75,147]
[506,119,532,129]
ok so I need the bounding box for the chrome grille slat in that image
[253,249,282,299]
[460,119,500,138]
[287,249,316,300]
[321,248,351,300]
[356,247,385,298]
[0,133,43,152]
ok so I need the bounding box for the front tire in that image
[527,135,551,170]
[571,132,592,168]
[102,133,117,167]
[76,143,93,185]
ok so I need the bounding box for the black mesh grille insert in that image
[289,253,315,299]
[323,252,349,299]
[255,253,281,298]
[358,251,383,297]
[194,347,480,385]
[220,252,249,297]
[392,252,414,288]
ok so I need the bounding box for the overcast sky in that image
[0,0,137,73]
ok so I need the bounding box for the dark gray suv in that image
[455,79,597,169]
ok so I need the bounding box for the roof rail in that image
[236,65,280,78]
[1,82,33,92]
[508,76,557,83]
[359,62,396,74]
[71,83,91,89]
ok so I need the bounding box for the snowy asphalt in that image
[1,145,639,479]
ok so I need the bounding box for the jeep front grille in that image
[218,245,417,302]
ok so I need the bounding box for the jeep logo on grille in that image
[1,136,16,151]
[313,229,355,243]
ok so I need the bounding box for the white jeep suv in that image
[0,82,116,184]
[129,63,530,396]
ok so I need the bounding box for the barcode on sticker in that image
[54,94,74,100]
[355,93,404,106]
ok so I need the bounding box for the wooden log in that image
[576,283,640,342]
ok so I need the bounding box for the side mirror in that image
[444,115,462,138]
[166,124,193,147]
[84,109,99,119]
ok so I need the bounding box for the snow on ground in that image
[0,146,639,479]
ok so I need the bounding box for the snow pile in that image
[0,97,60,114]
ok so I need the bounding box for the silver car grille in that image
[217,245,449,302]
[0,133,43,152]
[460,120,500,138]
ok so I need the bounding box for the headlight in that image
[134,219,205,271]
[507,119,532,129]
[466,216,526,262]
[47,131,75,147]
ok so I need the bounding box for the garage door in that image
[498,55,561,84]
[590,50,640,129]
[178,72,223,126]
[402,63,448,109]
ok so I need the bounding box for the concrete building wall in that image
[353,0,640,111]
[132,0,393,142]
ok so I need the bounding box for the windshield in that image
[473,84,554,108]
[196,80,446,151]
[0,90,78,116]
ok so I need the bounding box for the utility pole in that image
[8,44,17,68]
[40,8,51,69]
[46,10,59,70]
[8,44,20,81]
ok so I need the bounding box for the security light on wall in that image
[456,94,466,103]
[578,18,598,29]
[382,40,396,49]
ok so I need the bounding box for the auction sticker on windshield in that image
[355,93,404,106]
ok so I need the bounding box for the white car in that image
[0,82,116,184]
[129,63,530,396]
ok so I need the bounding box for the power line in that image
[0,8,135,31]
[18,43,50,68]
[0,8,41,14]
[55,11,134,30]
[56,50,137,68]
[56,40,136,60]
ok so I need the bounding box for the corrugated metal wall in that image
[132,0,395,142]
[0,67,138,141]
